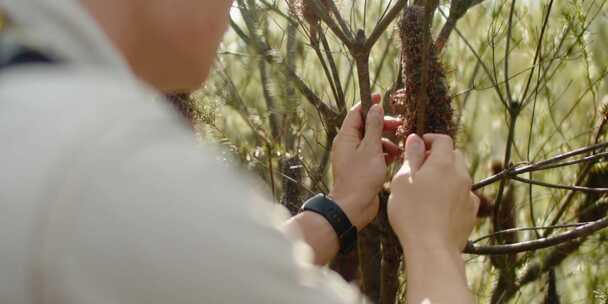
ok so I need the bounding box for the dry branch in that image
[464,215,608,255]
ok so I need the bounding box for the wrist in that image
[401,238,463,264]
[327,190,366,230]
[290,211,340,265]
[404,240,468,282]
[403,240,471,302]
[300,194,358,255]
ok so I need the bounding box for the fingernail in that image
[407,134,422,146]
[371,104,383,116]
[368,105,377,117]
[407,141,421,155]
[414,136,423,147]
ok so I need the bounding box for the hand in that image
[330,94,401,230]
[388,133,479,254]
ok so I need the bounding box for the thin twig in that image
[371,35,394,90]
[465,215,608,255]
[438,7,508,108]
[435,0,488,52]
[312,38,341,107]
[472,222,591,244]
[326,0,354,39]
[503,0,517,104]
[473,142,608,190]
[520,0,554,103]
[525,151,608,172]
[231,5,338,127]
[320,32,346,113]
[364,0,408,51]
[353,30,373,117]
[511,176,608,194]
[311,0,353,46]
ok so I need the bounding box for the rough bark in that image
[391,5,455,141]
[358,216,382,303]
[379,190,402,304]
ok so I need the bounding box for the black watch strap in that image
[300,193,357,254]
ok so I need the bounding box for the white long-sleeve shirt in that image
[0,1,364,303]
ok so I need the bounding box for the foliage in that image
[189,0,608,303]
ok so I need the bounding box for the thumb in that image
[362,104,384,148]
[405,133,425,174]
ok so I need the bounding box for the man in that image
[0,0,479,303]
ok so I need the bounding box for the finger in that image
[382,138,402,164]
[396,160,412,177]
[339,103,364,139]
[383,116,403,132]
[405,133,425,174]
[338,95,382,139]
[453,150,471,181]
[362,104,384,149]
[470,192,481,217]
[397,140,430,171]
[422,133,454,166]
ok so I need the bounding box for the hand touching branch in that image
[388,133,479,304]
[330,94,401,230]
[284,94,401,265]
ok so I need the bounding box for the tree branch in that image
[414,1,439,134]
[320,31,346,113]
[465,215,608,255]
[472,141,608,190]
[311,0,353,47]
[364,0,408,51]
[472,222,591,244]
[511,176,608,194]
[435,0,487,52]
[503,0,517,105]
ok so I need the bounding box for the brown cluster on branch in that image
[371,6,457,303]
[475,191,494,217]
[578,164,608,222]
[391,6,455,139]
[476,160,504,218]
[293,0,332,44]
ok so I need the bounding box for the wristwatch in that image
[300,193,358,254]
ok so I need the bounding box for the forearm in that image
[282,211,339,265]
[404,242,473,304]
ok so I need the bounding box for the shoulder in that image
[0,64,193,167]
[0,65,175,123]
